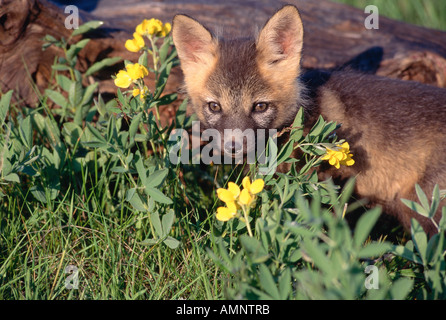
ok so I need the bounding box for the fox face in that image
[172,5,446,235]
[172,6,305,156]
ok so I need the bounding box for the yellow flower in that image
[132,86,149,100]
[159,22,171,37]
[114,70,132,88]
[136,19,162,36]
[321,142,355,169]
[239,189,252,205]
[114,63,148,89]
[216,201,237,222]
[217,182,240,204]
[136,19,171,37]
[242,177,265,195]
[126,63,149,80]
[215,177,264,226]
[239,177,264,206]
[125,32,145,52]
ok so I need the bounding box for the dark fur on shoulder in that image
[309,70,446,234]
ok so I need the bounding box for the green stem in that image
[147,211,164,277]
[148,36,159,78]
[241,206,253,237]
[62,46,76,82]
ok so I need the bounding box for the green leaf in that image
[415,184,430,212]
[401,198,428,217]
[138,50,148,67]
[56,74,73,92]
[95,94,107,117]
[0,90,13,124]
[19,116,33,148]
[289,107,304,142]
[157,93,178,106]
[81,141,108,149]
[146,169,169,188]
[3,173,20,183]
[390,277,413,300]
[150,211,163,238]
[69,80,83,107]
[292,106,304,128]
[358,242,391,259]
[140,238,158,246]
[145,187,173,205]
[30,185,47,203]
[62,122,83,147]
[278,268,292,300]
[162,209,175,236]
[390,243,423,265]
[163,236,180,249]
[259,264,280,300]
[175,98,188,127]
[86,123,107,143]
[426,233,442,264]
[134,153,148,186]
[159,39,171,64]
[439,208,446,230]
[81,82,99,107]
[51,64,70,71]
[340,177,356,210]
[428,184,440,219]
[71,20,104,37]
[129,112,143,144]
[23,146,40,166]
[154,61,172,99]
[42,34,57,44]
[44,116,61,145]
[116,88,128,106]
[286,221,316,239]
[411,219,428,264]
[45,89,68,108]
[126,188,147,212]
[239,235,269,263]
[111,166,128,173]
[302,239,332,275]
[425,269,443,292]
[353,207,381,248]
[259,137,278,176]
[308,115,325,137]
[66,38,90,62]
[106,115,118,144]
[276,140,294,165]
[85,57,121,77]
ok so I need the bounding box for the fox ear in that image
[172,15,217,73]
[256,5,304,81]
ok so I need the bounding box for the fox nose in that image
[224,141,243,154]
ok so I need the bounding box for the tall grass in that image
[0,157,225,299]
[333,0,446,31]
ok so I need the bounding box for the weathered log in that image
[1,0,446,107]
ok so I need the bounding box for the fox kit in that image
[172,5,446,235]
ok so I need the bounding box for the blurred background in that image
[50,0,446,31]
[332,0,446,30]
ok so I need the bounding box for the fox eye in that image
[253,102,269,113]
[208,102,222,113]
